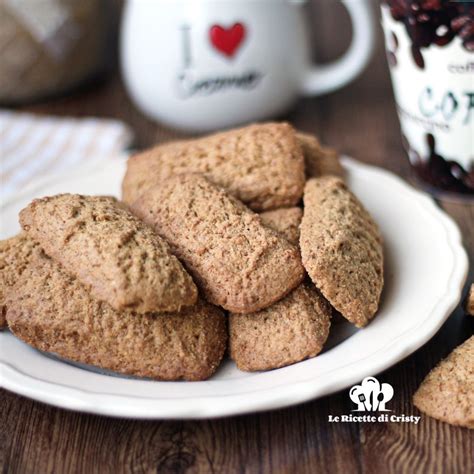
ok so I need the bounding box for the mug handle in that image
[301,0,375,96]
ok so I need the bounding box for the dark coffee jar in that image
[381,0,473,197]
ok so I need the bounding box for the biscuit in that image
[297,132,344,178]
[131,174,305,313]
[259,207,302,244]
[464,284,474,316]
[413,336,474,429]
[122,122,305,211]
[229,284,331,371]
[0,233,40,329]
[300,177,383,327]
[6,252,227,381]
[19,194,197,314]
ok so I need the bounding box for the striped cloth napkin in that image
[0,110,133,201]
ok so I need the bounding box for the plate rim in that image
[0,157,468,419]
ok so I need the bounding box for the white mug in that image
[121,0,375,131]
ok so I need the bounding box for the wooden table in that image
[1,2,473,472]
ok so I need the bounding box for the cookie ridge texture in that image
[19,194,197,313]
[122,122,305,211]
[0,233,40,329]
[6,252,227,381]
[413,336,474,429]
[300,176,383,327]
[131,174,305,313]
[229,283,332,371]
[259,207,302,245]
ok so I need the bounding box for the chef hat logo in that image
[349,377,394,412]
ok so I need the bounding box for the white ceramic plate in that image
[0,158,468,419]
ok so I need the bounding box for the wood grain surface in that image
[1,1,473,473]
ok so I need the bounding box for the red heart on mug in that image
[209,23,246,58]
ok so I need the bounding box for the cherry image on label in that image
[209,23,246,58]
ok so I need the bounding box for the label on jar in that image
[381,4,473,191]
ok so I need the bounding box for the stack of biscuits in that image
[1,122,385,381]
